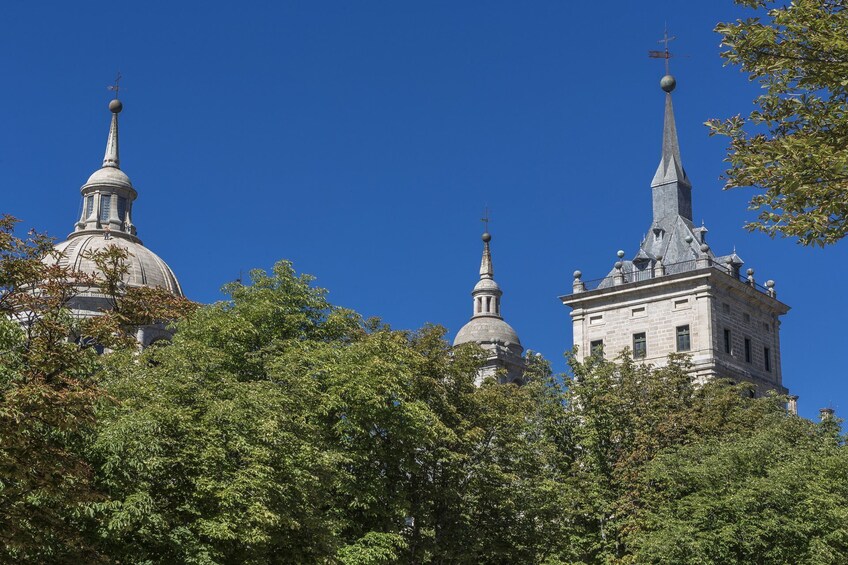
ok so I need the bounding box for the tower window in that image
[84,195,94,218]
[723,329,732,354]
[744,338,752,363]
[99,194,111,222]
[590,340,604,356]
[764,347,771,372]
[633,333,646,358]
[676,325,690,352]
[117,196,127,222]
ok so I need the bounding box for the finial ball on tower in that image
[482,232,492,243]
[660,75,676,93]
[109,99,123,114]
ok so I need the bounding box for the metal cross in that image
[107,72,122,98]
[481,206,491,233]
[648,26,676,74]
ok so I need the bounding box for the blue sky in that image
[2,1,845,420]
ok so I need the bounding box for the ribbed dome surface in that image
[49,234,182,296]
[454,316,521,347]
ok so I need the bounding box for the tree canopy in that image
[710,0,848,246]
[1,216,846,563]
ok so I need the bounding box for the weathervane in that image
[481,206,491,233]
[648,26,676,75]
[107,72,122,99]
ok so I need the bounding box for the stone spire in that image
[651,75,693,226]
[72,96,139,241]
[102,99,121,168]
[470,232,502,319]
[479,231,494,280]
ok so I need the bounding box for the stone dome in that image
[454,316,521,347]
[473,278,501,293]
[85,166,133,189]
[48,234,182,296]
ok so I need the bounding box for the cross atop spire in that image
[102,75,124,169]
[107,72,122,99]
[481,206,491,234]
[649,26,677,75]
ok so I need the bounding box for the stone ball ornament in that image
[660,74,676,93]
[109,98,123,113]
[482,232,491,242]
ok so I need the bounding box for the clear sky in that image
[2,1,845,420]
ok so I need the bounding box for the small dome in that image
[454,316,521,347]
[473,278,501,293]
[85,166,133,189]
[48,234,182,296]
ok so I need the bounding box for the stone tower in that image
[560,74,790,396]
[454,231,525,384]
[44,96,183,347]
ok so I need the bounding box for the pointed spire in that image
[651,77,690,189]
[102,99,123,168]
[480,232,493,279]
[650,74,693,225]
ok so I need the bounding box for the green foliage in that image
[546,352,795,564]
[710,0,848,245]
[0,215,104,563]
[3,231,845,563]
[630,415,848,564]
[0,215,196,563]
[336,532,407,565]
[88,261,572,563]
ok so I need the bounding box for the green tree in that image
[629,414,848,564]
[0,215,193,563]
[87,261,572,564]
[87,262,361,563]
[546,351,789,564]
[0,216,194,563]
[0,215,103,563]
[709,0,848,246]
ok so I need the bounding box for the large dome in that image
[454,316,521,347]
[48,234,182,296]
